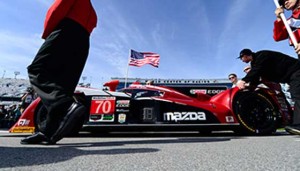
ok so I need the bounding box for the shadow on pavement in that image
[0,133,234,169]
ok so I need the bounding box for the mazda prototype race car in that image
[10,80,293,135]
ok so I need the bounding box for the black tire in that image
[34,102,47,133]
[232,91,278,135]
[34,94,87,136]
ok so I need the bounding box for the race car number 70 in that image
[90,96,116,114]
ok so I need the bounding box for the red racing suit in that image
[273,8,300,46]
[42,0,97,39]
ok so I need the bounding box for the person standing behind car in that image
[21,0,97,145]
[236,48,300,135]
[228,73,238,88]
[146,80,154,85]
[20,87,36,113]
[0,105,7,128]
[273,0,300,57]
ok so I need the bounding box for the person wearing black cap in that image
[236,48,300,135]
[274,0,300,57]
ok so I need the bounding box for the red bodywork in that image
[126,84,240,124]
[9,98,41,133]
[9,82,291,133]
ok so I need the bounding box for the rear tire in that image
[232,91,278,135]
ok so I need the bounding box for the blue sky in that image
[0,0,297,87]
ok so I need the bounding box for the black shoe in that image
[285,124,300,135]
[50,102,86,143]
[20,132,55,145]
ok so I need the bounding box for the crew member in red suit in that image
[273,0,300,58]
[21,0,97,145]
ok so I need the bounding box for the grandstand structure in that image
[0,78,30,96]
[111,77,232,90]
[0,78,30,104]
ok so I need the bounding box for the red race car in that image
[10,80,293,135]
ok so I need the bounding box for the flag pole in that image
[124,49,131,88]
[273,0,298,47]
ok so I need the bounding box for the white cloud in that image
[0,30,42,78]
[86,4,155,79]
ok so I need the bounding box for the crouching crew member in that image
[236,48,300,135]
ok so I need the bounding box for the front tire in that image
[34,95,87,136]
[232,91,278,135]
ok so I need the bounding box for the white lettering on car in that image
[207,90,224,94]
[164,112,206,122]
[17,119,30,126]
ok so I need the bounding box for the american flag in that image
[129,49,160,67]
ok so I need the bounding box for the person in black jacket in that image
[236,48,300,135]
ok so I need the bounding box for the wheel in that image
[232,91,278,135]
[34,95,87,136]
[34,102,47,133]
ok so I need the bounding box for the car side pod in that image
[195,92,211,101]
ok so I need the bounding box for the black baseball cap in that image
[279,0,285,6]
[237,48,252,59]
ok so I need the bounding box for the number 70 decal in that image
[90,96,116,115]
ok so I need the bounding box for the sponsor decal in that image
[11,127,35,133]
[118,113,126,123]
[102,115,114,121]
[225,116,234,123]
[190,89,207,94]
[164,112,206,122]
[116,100,130,107]
[89,114,114,122]
[190,89,225,95]
[92,96,115,100]
[17,119,30,126]
[116,109,130,112]
[206,89,225,94]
